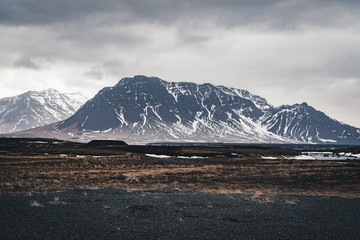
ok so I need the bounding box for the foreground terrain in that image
[1,138,360,239]
[2,189,360,240]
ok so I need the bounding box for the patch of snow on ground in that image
[261,156,278,160]
[177,156,206,159]
[145,154,171,158]
[292,152,360,160]
[294,155,316,160]
[145,154,207,159]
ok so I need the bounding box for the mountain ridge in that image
[260,102,360,144]
[0,89,88,133]
[52,75,290,143]
[4,75,360,145]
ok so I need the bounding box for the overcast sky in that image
[1,0,359,127]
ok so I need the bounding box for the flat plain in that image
[1,138,359,239]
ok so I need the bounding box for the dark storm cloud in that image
[1,0,360,29]
[0,0,183,25]
[55,23,150,49]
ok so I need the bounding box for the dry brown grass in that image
[199,188,244,195]
[48,196,66,205]
[257,197,275,204]
[248,191,275,203]
[30,200,43,207]
[251,191,263,200]
[1,152,360,199]
[285,199,298,205]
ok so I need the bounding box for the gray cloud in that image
[0,0,360,127]
[84,65,105,80]
[1,0,360,30]
[326,55,360,79]
[13,55,40,69]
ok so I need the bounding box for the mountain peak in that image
[134,75,155,80]
[116,75,163,86]
[0,89,88,134]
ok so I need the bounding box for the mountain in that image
[0,89,88,133]
[51,75,289,143]
[9,76,360,144]
[260,102,360,144]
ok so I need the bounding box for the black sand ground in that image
[1,138,360,239]
[1,188,359,240]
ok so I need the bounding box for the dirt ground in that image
[1,138,359,198]
[2,188,360,240]
[1,138,360,239]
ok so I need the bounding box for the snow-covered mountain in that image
[0,89,88,133]
[260,102,360,144]
[9,76,360,144]
[55,76,288,143]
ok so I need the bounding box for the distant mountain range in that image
[7,75,359,145]
[0,89,87,133]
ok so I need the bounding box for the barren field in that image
[1,138,360,198]
[1,138,360,239]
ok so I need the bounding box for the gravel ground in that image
[1,188,359,240]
